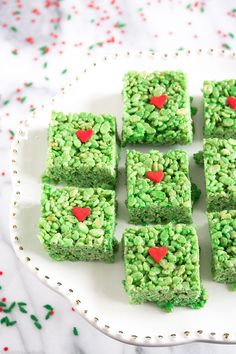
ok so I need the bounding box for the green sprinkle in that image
[45,311,51,320]
[9,130,15,137]
[1,316,17,327]
[20,97,26,103]
[43,304,53,311]
[61,68,67,75]
[3,100,9,106]
[44,77,50,81]
[18,302,28,314]
[67,14,72,20]
[3,302,16,313]
[43,62,48,69]
[30,314,38,322]
[25,82,33,87]
[229,33,235,39]
[10,26,17,32]
[223,43,231,50]
[73,326,79,336]
[12,49,18,55]
[34,322,42,330]
[0,302,7,307]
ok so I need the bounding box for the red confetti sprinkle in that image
[26,37,34,44]
[148,246,168,263]
[76,129,93,143]
[2,297,7,302]
[50,310,54,316]
[3,347,8,352]
[72,207,91,222]
[227,96,236,110]
[1,172,5,176]
[0,308,3,312]
[150,95,167,109]
[146,170,165,183]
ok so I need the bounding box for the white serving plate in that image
[10,50,236,346]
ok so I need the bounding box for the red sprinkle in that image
[72,207,91,222]
[148,246,168,263]
[146,170,164,183]
[2,297,7,302]
[50,310,54,316]
[76,129,93,143]
[226,96,236,110]
[3,347,8,352]
[26,37,34,44]
[0,308,3,312]
[150,95,167,109]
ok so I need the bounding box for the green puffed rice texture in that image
[122,71,192,145]
[208,210,236,283]
[203,80,236,139]
[126,149,192,224]
[123,224,201,304]
[204,138,236,212]
[44,111,117,189]
[38,184,117,262]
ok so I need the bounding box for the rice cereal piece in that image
[122,71,192,145]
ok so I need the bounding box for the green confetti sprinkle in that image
[3,100,9,106]
[20,97,26,103]
[3,302,16,313]
[43,304,53,311]
[44,77,50,81]
[34,322,42,330]
[67,14,72,20]
[30,314,38,322]
[115,21,126,29]
[54,24,59,31]
[12,49,18,55]
[61,69,67,75]
[9,130,15,137]
[45,311,51,320]
[25,82,33,87]
[39,46,49,55]
[73,327,79,336]
[1,316,17,327]
[178,47,184,51]
[43,62,48,69]
[10,26,17,32]
[229,33,234,39]
[223,43,231,50]
[18,302,28,314]
[0,302,6,308]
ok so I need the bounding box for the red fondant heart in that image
[146,170,164,183]
[72,207,91,222]
[226,96,236,110]
[148,246,168,263]
[76,129,93,143]
[150,95,168,109]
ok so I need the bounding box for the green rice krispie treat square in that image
[204,138,236,212]
[38,184,117,262]
[203,80,236,139]
[123,224,201,306]
[44,111,118,189]
[122,71,192,145]
[126,149,192,224]
[208,210,236,283]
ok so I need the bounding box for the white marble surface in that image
[1,0,236,352]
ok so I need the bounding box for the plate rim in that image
[9,48,236,347]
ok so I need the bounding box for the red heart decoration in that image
[72,207,91,222]
[148,246,168,263]
[150,95,168,109]
[226,96,236,110]
[76,129,93,143]
[146,170,164,183]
